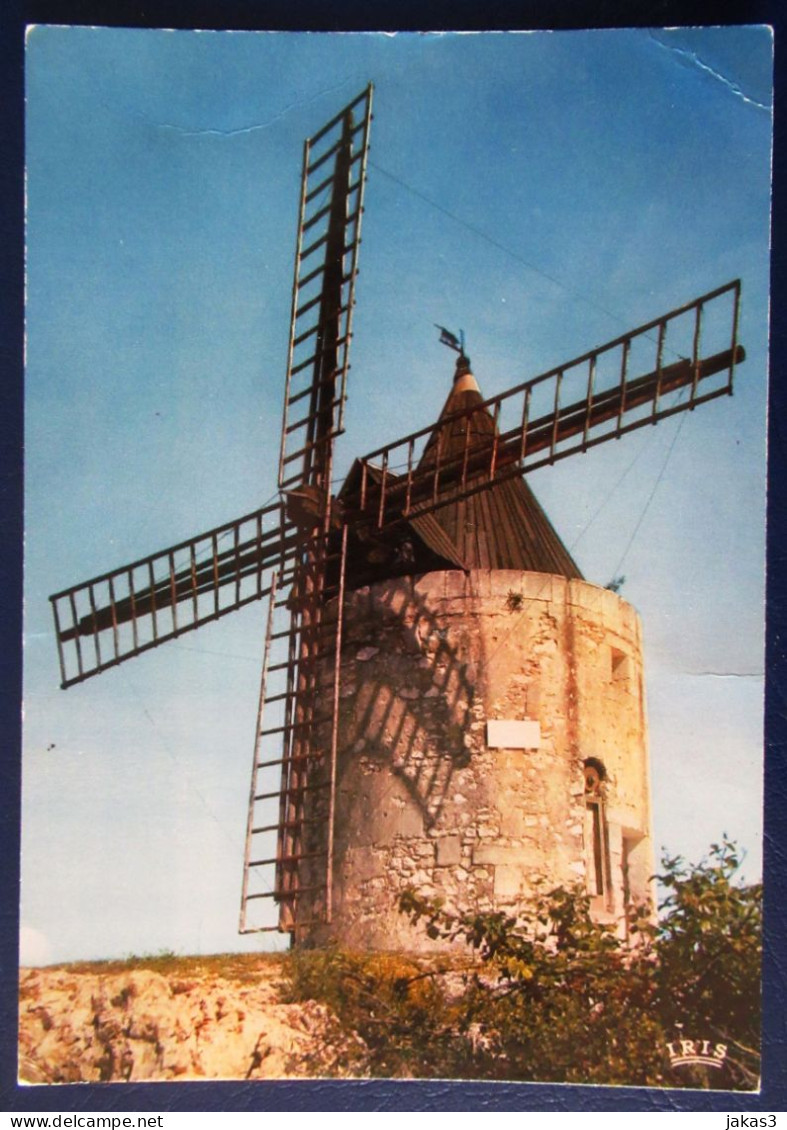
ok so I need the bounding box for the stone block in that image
[600,587,626,627]
[473,844,523,866]
[494,864,523,899]
[607,821,623,857]
[391,804,424,839]
[344,847,384,885]
[440,570,469,599]
[500,806,526,838]
[524,683,540,715]
[349,782,424,847]
[469,570,493,599]
[436,836,462,866]
[569,580,603,615]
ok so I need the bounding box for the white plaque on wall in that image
[486,719,541,750]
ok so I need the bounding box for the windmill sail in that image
[241,87,373,935]
[278,84,373,492]
[239,526,349,935]
[50,502,297,688]
[51,279,742,689]
[348,280,743,531]
[50,276,741,691]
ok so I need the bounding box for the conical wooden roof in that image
[335,357,582,589]
[412,357,583,578]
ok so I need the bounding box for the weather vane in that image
[434,324,467,360]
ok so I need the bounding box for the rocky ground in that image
[18,953,369,1084]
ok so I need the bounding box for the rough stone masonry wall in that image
[298,570,652,951]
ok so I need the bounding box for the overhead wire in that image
[609,411,688,581]
[136,150,699,600]
[370,160,689,360]
[370,161,630,326]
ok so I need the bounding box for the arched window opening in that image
[584,759,605,795]
[584,758,611,904]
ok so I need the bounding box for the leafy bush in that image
[399,885,666,1085]
[655,837,761,1088]
[400,839,761,1087]
[285,840,761,1086]
[285,947,473,1077]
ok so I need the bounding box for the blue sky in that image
[22,27,772,964]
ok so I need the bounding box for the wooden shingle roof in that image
[414,361,583,578]
[335,359,582,588]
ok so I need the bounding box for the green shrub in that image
[399,839,761,1088]
[285,946,474,1077]
[284,841,760,1087]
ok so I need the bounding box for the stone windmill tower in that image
[50,87,744,951]
[293,350,654,950]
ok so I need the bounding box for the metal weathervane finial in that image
[435,324,466,357]
[435,325,470,375]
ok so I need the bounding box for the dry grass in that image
[20,950,286,983]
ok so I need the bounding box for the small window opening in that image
[611,647,631,684]
[584,759,611,903]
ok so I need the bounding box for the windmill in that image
[49,84,745,944]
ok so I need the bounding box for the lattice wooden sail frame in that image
[50,501,297,688]
[239,525,349,935]
[240,85,372,934]
[50,85,374,692]
[346,280,742,531]
[278,85,373,493]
